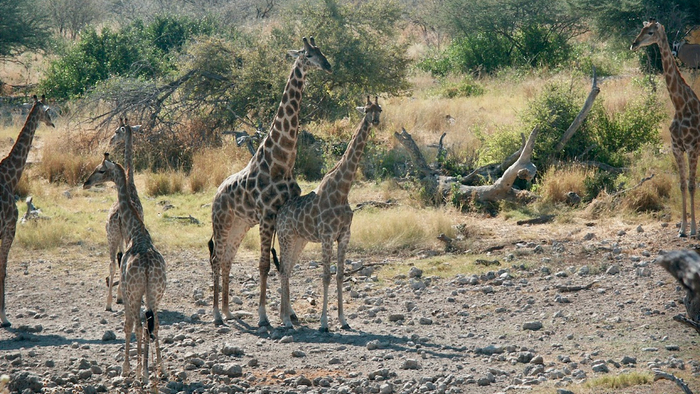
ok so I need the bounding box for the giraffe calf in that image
[275,96,382,332]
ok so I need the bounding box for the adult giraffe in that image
[209,37,331,326]
[631,19,700,237]
[0,95,54,327]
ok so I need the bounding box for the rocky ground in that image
[1,217,700,394]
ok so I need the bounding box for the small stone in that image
[401,359,420,370]
[389,314,405,322]
[530,355,544,365]
[578,265,590,276]
[408,267,423,278]
[637,225,644,233]
[522,321,543,331]
[477,377,491,386]
[102,331,117,341]
[592,363,609,373]
[211,363,243,377]
[583,233,596,241]
[666,345,680,351]
[418,317,433,325]
[292,350,306,357]
[606,265,620,275]
[621,356,636,365]
[280,335,293,344]
[222,344,245,356]
[379,383,394,394]
[557,390,575,394]
[295,376,312,386]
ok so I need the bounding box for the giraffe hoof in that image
[214,318,225,326]
[116,299,123,305]
[1,321,11,328]
[318,327,329,333]
[290,314,299,324]
[341,324,351,330]
[105,306,113,312]
[258,320,271,328]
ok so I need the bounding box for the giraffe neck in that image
[111,163,151,245]
[0,102,41,191]
[124,126,143,216]
[253,57,307,178]
[317,116,374,199]
[656,30,693,111]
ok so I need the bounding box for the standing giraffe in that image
[209,37,331,326]
[103,119,143,311]
[0,95,54,327]
[84,153,166,385]
[631,19,700,237]
[276,96,382,331]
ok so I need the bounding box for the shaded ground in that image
[1,216,700,393]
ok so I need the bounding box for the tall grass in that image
[145,171,185,196]
[189,142,247,193]
[538,164,594,205]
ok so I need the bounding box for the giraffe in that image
[631,18,700,237]
[84,153,166,384]
[0,95,54,328]
[276,96,382,331]
[103,118,144,311]
[208,37,331,326]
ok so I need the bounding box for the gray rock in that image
[101,330,117,341]
[477,377,491,386]
[222,344,245,356]
[606,265,620,275]
[517,352,534,363]
[578,265,590,276]
[401,359,421,370]
[280,335,294,344]
[476,344,504,355]
[380,383,394,394]
[389,314,405,322]
[292,350,306,357]
[295,376,312,386]
[9,371,43,393]
[530,355,544,365]
[408,267,423,278]
[557,390,575,394]
[620,356,636,365]
[418,317,433,325]
[211,363,243,377]
[522,321,543,331]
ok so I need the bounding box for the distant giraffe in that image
[84,153,166,385]
[0,95,54,328]
[102,119,144,311]
[631,18,700,237]
[208,37,332,326]
[276,96,382,331]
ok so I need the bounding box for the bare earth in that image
[1,216,700,394]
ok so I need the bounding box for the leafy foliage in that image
[39,16,216,99]
[0,0,50,58]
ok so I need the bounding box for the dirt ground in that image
[1,216,700,394]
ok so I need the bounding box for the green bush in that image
[40,16,216,99]
[439,76,485,98]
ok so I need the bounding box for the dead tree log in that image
[554,66,600,152]
[462,133,526,185]
[446,126,539,204]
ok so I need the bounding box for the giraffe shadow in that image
[0,328,108,351]
[229,321,466,360]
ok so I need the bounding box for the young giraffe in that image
[631,18,700,237]
[0,95,54,327]
[209,37,331,326]
[276,96,382,331]
[84,153,166,384]
[104,119,144,311]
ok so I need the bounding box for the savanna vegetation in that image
[1,0,700,253]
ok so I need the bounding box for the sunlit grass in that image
[584,372,654,390]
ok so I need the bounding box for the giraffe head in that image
[288,36,332,74]
[356,96,382,125]
[33,95,55,128]
[83,153,119,189]
[109,118,141,149]
[631,18,666,51]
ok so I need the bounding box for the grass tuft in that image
[585,371,653,389]
[145,171,185,196]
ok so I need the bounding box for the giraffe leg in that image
[279,236,306,328]
[106,242,118,311]
[0,224,16,328]
[122,311,134,377]
[319,240,333,332]
[673,148,689,237]
[257,218,275,327]
[337,231,351,330]
[211,215,249,325]
[689,150,699,237]
[141,317,149,386]
[221,221,249,322]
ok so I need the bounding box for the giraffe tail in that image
[208,237,215,262]
[145,309,155,341]
[271,247,280,271]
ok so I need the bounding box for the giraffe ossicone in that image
[275,96,382,331]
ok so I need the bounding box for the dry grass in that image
[584,372,654,390]
[145,170,185,196]
[189,142,248,193]
[538,164,594,205]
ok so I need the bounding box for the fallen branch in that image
[166,215,201,225]
[354,199,398,211]
[673,314,700,333]
[556,281,598,292]
[653,369,695,394]
[610,174,655,198]
[516,215,555,226]
[475,259,501,266]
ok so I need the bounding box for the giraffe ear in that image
[33,95,38,103]
[131,125,142,133]
[356,106,366,114]
[288,50,302,59]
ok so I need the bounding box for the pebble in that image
[222,344,245,356]
[401,359,421,370]
[408,267,423,278]
[621,356,637,365]
[101,331,116,341]
[292,350,306,357]
[606,265,620,275]
[523,321,543,331]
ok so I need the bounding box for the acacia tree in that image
[0,0,49,58]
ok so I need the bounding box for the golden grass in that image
[189,142,247,193]
[538,164,594,204]
[145,171,185,196]
[584,372,654,390]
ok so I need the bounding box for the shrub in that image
[539,164,594,204]
[37,132,102,186]
[145,171,184,196]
